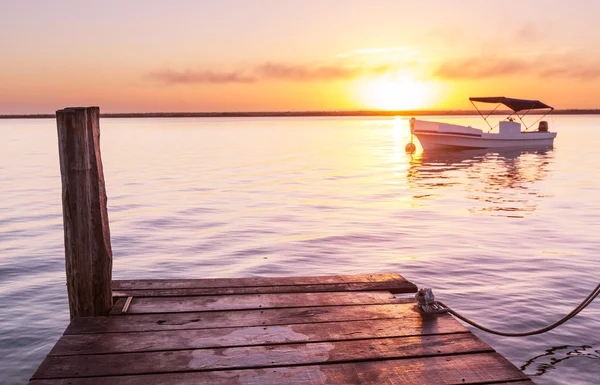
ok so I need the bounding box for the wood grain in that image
[67,302,419,334]
[56,107,112,319]
[114,291,402,315]
[30,352,529,384]
[29,273,533,384]
[51,317,468,355]
[112,281,418,297]
[33,333,492,378]
[112,273,412,290]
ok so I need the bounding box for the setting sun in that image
[358,73,433,110]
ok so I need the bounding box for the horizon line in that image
[3,108,600,119]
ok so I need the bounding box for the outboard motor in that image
[538,121,549,132]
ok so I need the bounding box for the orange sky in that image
[2,1,600,113]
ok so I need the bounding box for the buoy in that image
[406,117,417,153]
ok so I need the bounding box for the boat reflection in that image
[407,148,555,217]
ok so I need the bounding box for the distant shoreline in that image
[2,109,600,119]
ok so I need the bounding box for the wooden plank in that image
[112,281,418,297]
[112,273,413,290]
[114,291,401,315]
[67,302,420,334]
[121,297,133,313]
[50,317,468,355]
[32,333,492,379]
[29,352,529,384]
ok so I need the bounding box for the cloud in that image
[254,62,392,80]
[435,57,530,79]
[147,70,255,84]
[434,54,600,80]
[148,62,395,85]
[538,64,600,79]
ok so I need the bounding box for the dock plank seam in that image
[49,331,474,356]
[65,314,440,335]
[112,283,419,297]
[109,297,410,316]
[111,273,412,289]
[109,301,408,316]
[32,349,501,380]
[65,303,457,335]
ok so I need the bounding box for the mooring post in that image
[56,107,113,318]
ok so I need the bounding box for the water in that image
[1,115,599,384]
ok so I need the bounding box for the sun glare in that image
[359,74,432,111]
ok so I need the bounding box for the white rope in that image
[416,284,600,337]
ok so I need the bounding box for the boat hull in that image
[414,132,556,150]
[411,119,556,150]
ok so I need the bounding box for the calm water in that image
[1,115,599,384]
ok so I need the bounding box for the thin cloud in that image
[435,57,530,79]
[434,54,600,80]
[255,63,360,80]
[148,62,396,85]
[255,62,393,80]
[539,64,600,79]
[148,70,255,84]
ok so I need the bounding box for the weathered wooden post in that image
[56,107,112,318]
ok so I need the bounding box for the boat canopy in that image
[469,97,553,112]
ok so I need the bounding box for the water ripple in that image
[1,116,599,385]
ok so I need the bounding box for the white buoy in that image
[406,117,416,152]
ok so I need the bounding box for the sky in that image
[2,0,600,113]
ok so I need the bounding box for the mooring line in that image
[416,284,600,337]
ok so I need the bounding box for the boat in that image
[409,97,556,150]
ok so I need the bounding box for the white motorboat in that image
[409,97,556,150]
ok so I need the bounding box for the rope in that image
[416,284,600,337]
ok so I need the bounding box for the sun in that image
[358,73,432,110]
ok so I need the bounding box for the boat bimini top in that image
[469,97,554,131]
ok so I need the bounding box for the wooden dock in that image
[29,273,534,384]
[30,108,535,384]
